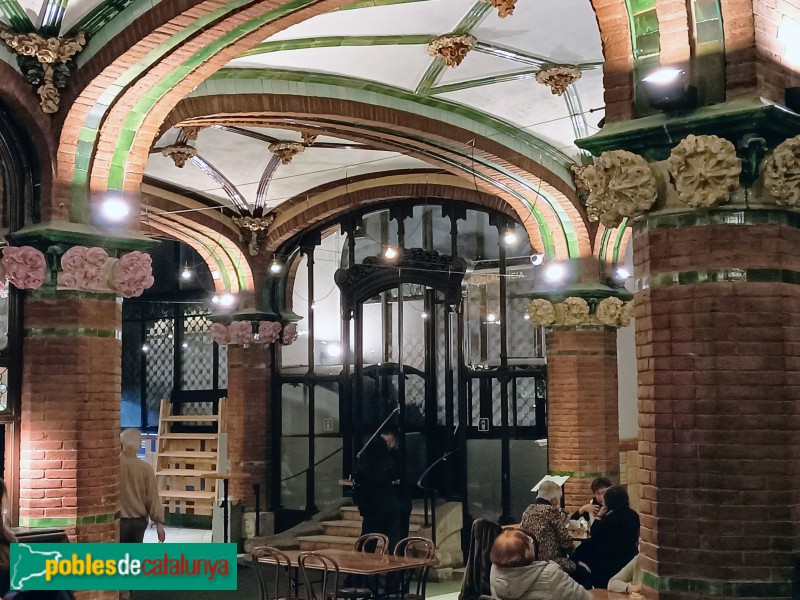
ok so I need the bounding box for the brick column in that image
[634,212,800,599]
[546,326,620,511]
[225,343,270,508]
[20,290,121,600]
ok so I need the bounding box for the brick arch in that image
[53,0,639,235]
[162,94,592,260]
[265,170,524,251]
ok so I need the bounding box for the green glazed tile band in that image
[29,289,120,302]
[19,511,120,528]
[26,327,122,339]
[546,349,616,356]
[550,470,619,479]
[636,268,800,291]
[641,570,792,597]
[633,207,800,233]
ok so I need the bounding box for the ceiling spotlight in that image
[269,259,283,274]
[211,295,220,304]
[219,293,236,307]
[615,267,632,280]
[181,267,192,280]
[384,246,398,260]
[530,253,544,266]
[211,270,221,280]
[502,230,518,246]
[100,197,130,223]
[641,67,697,111]
[542,262,568,284]
[486,313,497,322]
[421,312,429,319]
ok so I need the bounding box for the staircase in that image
[155,398,227,517]
[297,502,464,568]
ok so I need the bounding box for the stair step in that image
[163,415,219,422]
[340,505,432,525]
[160,433,219,440]
[321,519,422,537]
[297,535,359,551]
[157,451,218,459]
[156,469,215,477]
[158,490,216,500]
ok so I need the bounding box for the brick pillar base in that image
[546,327,620,512]
[20,290,121,600]
[226,344,270,508]
[635,214,799,599]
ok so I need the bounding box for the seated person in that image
[519,481,575,574]
[577,485,640,589]
[570,477,611,522]
[490,530,590,600]
[608,554,642,594]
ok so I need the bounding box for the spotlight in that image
[141,344,150,353]
[421,312,429,319]
[219,293,236,307]
[181,342,188,349]
[384,246,398,260]
[542,262,568,284]
[211,295,220,304]
[523,314,530,321]
[269,259,283,274]
[641,67,697,112]
[615,267,631,281]
[100,197,130,223]
[486,313,497,322]
[181,267,192,280]
[530,253,544,266]
[502,230,518,246]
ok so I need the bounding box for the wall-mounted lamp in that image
[269,259,283,274]
[642,68,697,112]
[384,246,398,260]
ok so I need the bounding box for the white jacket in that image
[490,563,591,600]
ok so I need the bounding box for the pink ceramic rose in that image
[113,251,155,297]
[60,246,110,291]
[2,246,46,290]
[210,323,229,345]
[228,321,253,345]
[257,321,282,344]
[281,323,299,346]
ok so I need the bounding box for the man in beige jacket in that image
[120,429,166,544]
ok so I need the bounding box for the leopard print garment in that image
[519,502,576,573]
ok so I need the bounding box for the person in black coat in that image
[576,485,640,589]
[353,425,411,550]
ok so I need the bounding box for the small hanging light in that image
[270,259,283,273]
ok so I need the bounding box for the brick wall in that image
[225,344,271,509]
[633,219,800,597]
[546,327,620,512]
[20,291,121,600]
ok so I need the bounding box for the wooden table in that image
[258,548,437,575]
[590,590,632,599]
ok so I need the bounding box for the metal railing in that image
[416,448,459,546]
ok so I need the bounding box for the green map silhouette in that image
[11,544,63,590]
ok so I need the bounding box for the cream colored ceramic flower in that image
[596,297,624,327]
[585,151,656,228]
[667,135,741,207]
[764,135,800,206]
[561,297,590,326]
[527,298,556,327]
[619,301,634,327]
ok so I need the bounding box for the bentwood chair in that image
[338,533,390,600]
[392,537,436,600]
[299,551,341,600]
[252,546,293,600]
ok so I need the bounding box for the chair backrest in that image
[355,533,389,555]
[459,519,503,600]
[299,551,340,600]
[394,536,437,598]
[251,546,292,600]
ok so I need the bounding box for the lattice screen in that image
[145,319,174,418]
[181,313,213,391]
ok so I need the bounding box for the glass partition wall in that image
[275,201,547,525]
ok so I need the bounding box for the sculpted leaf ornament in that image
[2,246,46,290]
[527,299,556,327]
[210,323,229,345]
[585,151,657,228]
[667,135,741,207]
[257,321,282,344]
[560,297,590,326]
[764,135,800,206]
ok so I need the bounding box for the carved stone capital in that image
[162,143,197,168]
[535,65,582,96]
[1,246,46,290]
[427,34,477,67]
[301,132,318,146]
[480,0,518,17]
[584,150,657,228]
[527,296,633,329]
[269,141,305,165]
[666,134,741,208]
[181,126,207,141]
[210,320,296,346]
[763,135,800,207]
[232,214,275,256]
[0,29,86,113]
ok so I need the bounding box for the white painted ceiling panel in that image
[436,50,532,85]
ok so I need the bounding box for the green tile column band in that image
[550,469,619,479]
[19,512,120,529]
[546,345,616,355]
[636,268,800,291]
[25,327,122,339]
[641,571,792,598]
